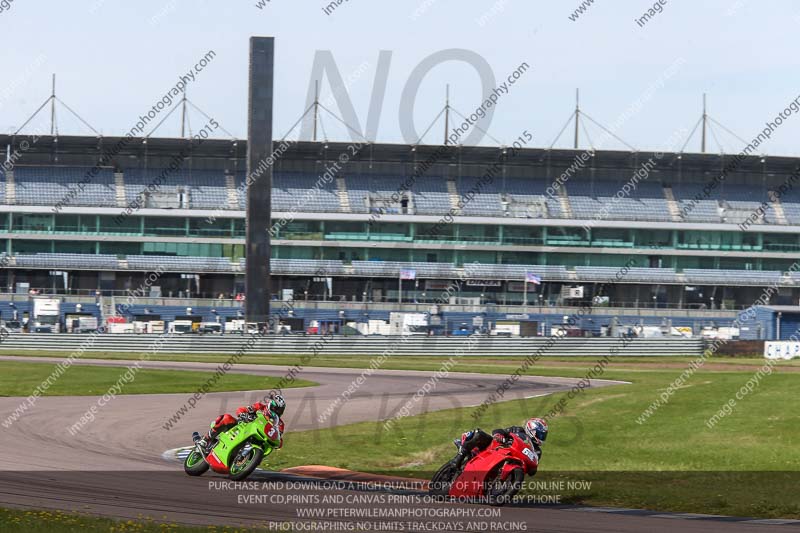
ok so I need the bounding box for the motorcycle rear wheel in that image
[228,443,265,481]
[183,449,210,476]
[429,458,459,497]
[485,466,524,506]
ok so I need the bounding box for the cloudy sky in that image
[1,0,798,155]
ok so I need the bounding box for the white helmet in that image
[525,417,548,446]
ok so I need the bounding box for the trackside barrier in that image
[0,334,704,357]
[764,341,800,360]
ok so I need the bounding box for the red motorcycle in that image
[429,431,538,506]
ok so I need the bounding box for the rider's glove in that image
[237,407,255,422]
[492,430,512,446]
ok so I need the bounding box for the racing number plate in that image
[522,447,537,463]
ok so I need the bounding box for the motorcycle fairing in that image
[208,410,272,469]
[448,447,522,498]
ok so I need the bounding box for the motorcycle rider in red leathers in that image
[457,417,548,470]
[194,394,286,453]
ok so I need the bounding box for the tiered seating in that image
[503,177,562,218]
[672,183,721,222]
[123,167,180,207]
[350,261,457,278]
[668,181,779,225]
[567,181,671,221]
[14,253,118,269]
[122,168,228,209]
[345,175,413,215]
[184,170,228,209]
[9,163,800,232]
[347,175,393,215]
[466,263,570,281]
[774,180,800,225]
[781,199,800,225]
[0,168,5,204]
[266,259,347,275]
[13,166,116,207]
[575,266,678,283]
[454,176,501,216]
[234,173,246,210]
[408,177,451,215]
[6,251,800,288]
[682,269,782,285]
[126,255,234,272]
[271,172,339,212]
[719,184,776,225]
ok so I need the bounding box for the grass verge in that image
[1,350,797,517]
[0,507,272,532]
[0,361,315,397]
[1,349,798,374]
[264,361,799,519]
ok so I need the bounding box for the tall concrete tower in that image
[245,36,274,327]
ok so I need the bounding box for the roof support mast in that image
[701,93,707,153]
[573,88,580,149]
[15,75,98,137]
[312,80,320,142]
[50,74,56,135]
[180,90,187,138]
[444,84,450,145]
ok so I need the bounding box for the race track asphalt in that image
[0,355,793,532]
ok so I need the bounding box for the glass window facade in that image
[0,212,797,273]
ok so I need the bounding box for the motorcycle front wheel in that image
[485,466,524,506]
[428,458,460,498]
[228,443,265,481]
[183,449,210,476]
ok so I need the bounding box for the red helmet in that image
[525,417,548,446]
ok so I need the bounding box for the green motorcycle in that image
[184,409,278,481]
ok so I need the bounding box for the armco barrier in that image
[0,334,704,357]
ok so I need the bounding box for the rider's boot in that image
[193,430,216,454]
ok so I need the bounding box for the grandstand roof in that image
[2,134,798,174]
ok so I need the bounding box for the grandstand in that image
[1,134,799,338]
[13,166,117,207]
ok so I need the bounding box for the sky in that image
[1,0,799,156]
